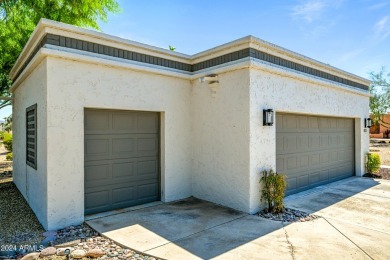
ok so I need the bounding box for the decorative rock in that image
[20,252,40,260]
[108,252,119,257]
[86,248,106,258]
[39,247,57,257]
[71,249,87,259]
[55,239,80,247]
[257,207,320,222]
[56,248,72,256]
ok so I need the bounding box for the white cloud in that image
[369,2,389,11]
[375,16,390,40]
[292,0,327,22]
[337,48,366,63]
[291,0,346,23]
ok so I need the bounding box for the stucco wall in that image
[191,69,251,212]
[13,60,48,228]
[248,64,370,213]
[45,56,192,229]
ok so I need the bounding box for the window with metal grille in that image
[26,104,37,169]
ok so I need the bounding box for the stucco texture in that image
[42,57,192,229]
[191,69,251,212]
[248,64,369,213]
[13,59,49,228]
[10,21,370,230]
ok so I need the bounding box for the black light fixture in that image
[263,109,274,126]
[365,118,372,128]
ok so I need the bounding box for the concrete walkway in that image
[87,177,390,259]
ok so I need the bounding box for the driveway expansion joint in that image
[282,223,296,260]
[323,217,374,260]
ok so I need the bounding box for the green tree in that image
[0,0,120,108]
[369,67,390,128]
[3,114,11,132]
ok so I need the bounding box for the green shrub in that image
[367,153,381,174]
[3,132,12,152]
[6,152,12,161]
[260,169,287,213]
[0,131,4,140]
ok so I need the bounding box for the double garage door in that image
[84,109,160,215]
[276,113,355,195]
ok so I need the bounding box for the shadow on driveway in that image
[87,177,390,259]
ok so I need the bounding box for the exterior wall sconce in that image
[365,118,372,128]
[263,109,274,126]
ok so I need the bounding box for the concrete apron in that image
[87,177,390,259]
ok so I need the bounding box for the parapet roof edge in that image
[10,18,371,86]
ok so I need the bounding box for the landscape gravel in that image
[2,222,162,259]
[257,207,320,222]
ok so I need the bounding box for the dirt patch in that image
[363,168,390,180]
[370,139,390,166]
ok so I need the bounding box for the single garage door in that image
[84,109,160,215]
[276,113,354,195]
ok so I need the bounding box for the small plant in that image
[6,152,12,161]
[367,153,381,174]
[3,132,12,152]
[260,169,286,213]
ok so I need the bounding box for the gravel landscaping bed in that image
[0,182,45,248]
[0,183,161,259]
[257,207,320,222]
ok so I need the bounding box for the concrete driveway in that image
[86,177,390,259]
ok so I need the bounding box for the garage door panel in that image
[85,159,158,189]
[112,186,136,204]
[85,190,110,210]
[276,158,284,172]
[137,113,159,132]
[112,112,137,131]
[85,109,160,215]
[112,138,136,154]
[300,155,309,168]
[85,110,110,131]
[85,139,110,159]
[85,163,110,182]
[309,171,320,184]
[277,113,354,195]
[112,161,136,179]
[138,183,159,199]
[137,137,158,153]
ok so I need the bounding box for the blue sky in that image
[1,0,389,118]
[98,0,390,78]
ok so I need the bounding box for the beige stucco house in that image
[10,19,370,230]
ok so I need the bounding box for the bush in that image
[3,132,12,152]
[0,131,4,140]
[6,152,12,161]
[367,153,381,174]
[260,169,287,213]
